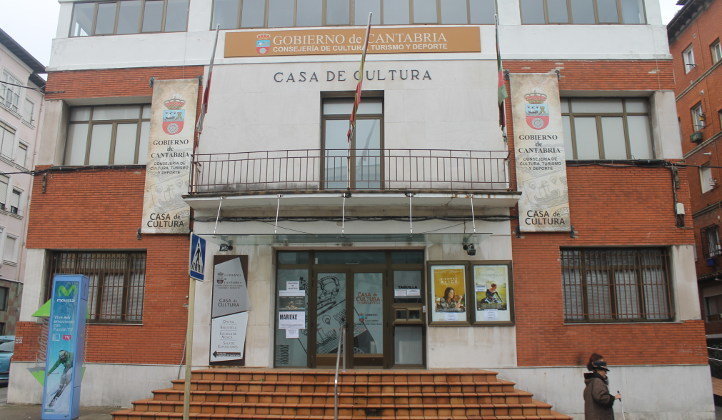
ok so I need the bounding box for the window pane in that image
[597,0,619,23]
[615,270,639,319]
[165,0,190,32]
[586,268,612,320]
[394,326,423,364]
[628,115,653,159]
[571,98,623,113]
[563,115,574,159]
[9,191,20,210]
[213,0,240,29]
[470,0,495,24]
[138,121,150,165]
[241,0,265,27]
[561,98,570,113]
[93,105,141,120]
[355,0,381,25]
[66,124,89,165]
[323,99,382,115]
[570,0,595,23]
[355,119,381,189]
[142,105,151,118]
[621,0,645,23]
[0,131,13,157]
[384,0,410,24]
[625,98,648,113]
[16,144,27,167]
[142,0,164,32]
[100,274,124,320]
[298,0,324,26]
[601,117,626,159]
[95,2,118,35]
[117,1,142,34]
[521,0,545,23]
[324,119,349,189]
[89,124,113,165]
[115,123,139,164]
[274,268,309,367]
[413,0,438,23]
[269,0,294,27]
[548,0,569,23]
[573,117,600,159]
[326,0,350,25]
[71,3,95,36]
[441,0,468,24]
[3,237,16,261]
[277,251,310,264]
[70,107,91,121]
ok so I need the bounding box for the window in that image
[521,0,646,24]
[3,236,17,263]
[45,251,147,323]
[16,142,28,168]
[683,45,696,73]
[710,40,722,65]
[23,99,35,125]
[0,175,7,210]
[0,121,15,158]
[691,102,705,131]
[702,225,722,258]
[0,286,7,311]
[0,71,22,113]
[212,0,496,28]
[9,189,20,215]
[65,105,150,166]
[706,294,722,321]
[562,98,653,160]
[561,248,673,322]
[700,165,715,193]
[322,97,382,189]
[70,0,189,36]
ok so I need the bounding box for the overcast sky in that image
[0,0,685,67]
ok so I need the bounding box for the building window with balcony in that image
[70,0,190,37]
[561,248,673,322]
[702,225,722,258]
[45,251,147,323]
[520,0,646,24]
[0,71,22,113]
[706,294,722,321]
[691,102,705,131]
[322,97,383,190]
[0,121,15,159]
[212,0,496,29]
[562,98,653,160]
[711,39,722,65]
[683,44,696,73]
[65,105,150,166]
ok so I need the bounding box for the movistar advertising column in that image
[41,275,89,420]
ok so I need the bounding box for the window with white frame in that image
[0,71,22,113]
[3,235,17,263]
[70,0,190,37]
[711,39,722,65]
[23,99,35,125]
[16,142,28,168]
[701,165,715,193]
[683,45,696,73]
[65,105,150,166]
[561,98,653,160]
[520,0,646,24]
[0,176,7,210]
[691,102,705,131]
[9,189,21,215]
[0,122,14,158]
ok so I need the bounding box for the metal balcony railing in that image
[189,149,509,195]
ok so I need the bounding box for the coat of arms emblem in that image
[256,33,271,55]
[162,97,185,135]
[524,92,549,130]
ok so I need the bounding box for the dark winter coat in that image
[583,372,615,420]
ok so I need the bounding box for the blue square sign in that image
[189,233,206,281]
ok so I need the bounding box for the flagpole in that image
[346,12,373,191]
[196,25,220,134]
[494,0,508,140]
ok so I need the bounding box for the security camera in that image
[462,243,476,256]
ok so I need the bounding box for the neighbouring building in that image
[0,28,44,336]
[6,1,715,418]
[668,0,722,339]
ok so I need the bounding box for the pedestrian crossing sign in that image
[190,233,206,281]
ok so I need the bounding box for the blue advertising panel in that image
[190,233,206,281]
[41,275,89,420]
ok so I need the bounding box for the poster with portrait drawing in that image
[473,264,513,324]
[429,264,467,324]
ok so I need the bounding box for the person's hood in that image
[584,371,608,385]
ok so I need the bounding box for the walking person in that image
[583,353,621,419]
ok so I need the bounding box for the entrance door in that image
[312,270,385,368]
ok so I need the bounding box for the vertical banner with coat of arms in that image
[141,79,198,234]
[510,73,571,232]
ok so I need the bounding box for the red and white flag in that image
[196,26,221,134]
[347,13,373,144]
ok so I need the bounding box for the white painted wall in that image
[671,245,702,321]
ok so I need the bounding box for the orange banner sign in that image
[225,27,481,58]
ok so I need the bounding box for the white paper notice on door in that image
[286,329,299,339]
[278,311,305,330]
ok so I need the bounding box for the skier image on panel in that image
[47,350,73,407]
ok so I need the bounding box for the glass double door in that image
[313,270,386,368]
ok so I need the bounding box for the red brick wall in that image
[15,66,203,365]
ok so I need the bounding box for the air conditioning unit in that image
[691,131,704,143]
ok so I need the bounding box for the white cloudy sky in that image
[0,0,685,67]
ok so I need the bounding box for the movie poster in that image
[429,265,467,323]
[473,265,513,324]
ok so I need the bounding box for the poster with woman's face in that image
[430,265,467,323]
[474,265,511,323]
